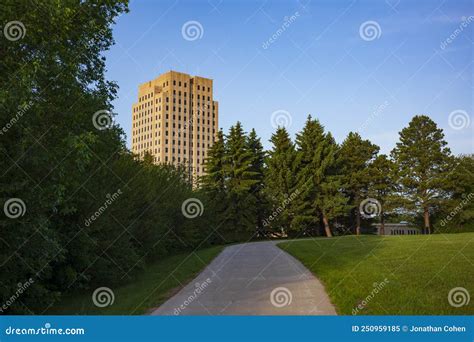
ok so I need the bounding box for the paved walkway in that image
[151,241,336,315]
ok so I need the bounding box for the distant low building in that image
[374,222,420,235]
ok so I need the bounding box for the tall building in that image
[131,71,219,182]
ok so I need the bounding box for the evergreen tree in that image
[391,115,452,234]
[292,116,345,237]
[317,133,347,237]
[223,122,259,239]
[368,154,397,235]
[201,130,226,192]
[246,129,267,236]
[292,116,326,235]
[339,132,379,235]
[441,154,474,232]
[201,130,227,238]
[265,127,297,235]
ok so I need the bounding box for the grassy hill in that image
[47,246,223,315]
[278,233,473,315]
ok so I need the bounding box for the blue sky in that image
[105,0,473,155]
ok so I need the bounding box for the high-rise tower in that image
[132,71,219,182]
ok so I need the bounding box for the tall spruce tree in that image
[224,122,259,238]
[391,115,452,234]
[265,127,297,234]
[317,133,347,237]
[246,129,267,236]
[292,116,344,237]
[201,130,228,233]
[339,132,379,235]
[292,116,326,235]
[202,130,226,192]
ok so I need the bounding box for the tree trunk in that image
[356,208,361,235]
[380,206,385,235]
[423,206,431,234]
[322,214,333,238]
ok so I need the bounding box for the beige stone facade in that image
[132,71,219,183]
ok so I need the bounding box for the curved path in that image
[152,241,336,315]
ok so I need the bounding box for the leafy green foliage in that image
[0,0,219,314]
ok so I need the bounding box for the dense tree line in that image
[202,116,473,239]
[1,0,222,314]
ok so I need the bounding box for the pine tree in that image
[265,127,297,235]
[316,133,348,237]
[339,132,379,235]
[441,154,474,232]
[292,116,345,237]
[246,129,267,236]
[201,130,226,192]
[391,115,452,234]
[368,154,397,235]
[224,122,259,239]
[201,130,228,236]
[292,116,326,235]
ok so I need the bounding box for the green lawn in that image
[47,246,223,315]
[278,233,474,315]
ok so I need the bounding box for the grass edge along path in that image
[278,233,474,315]
[47,245,224,315]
